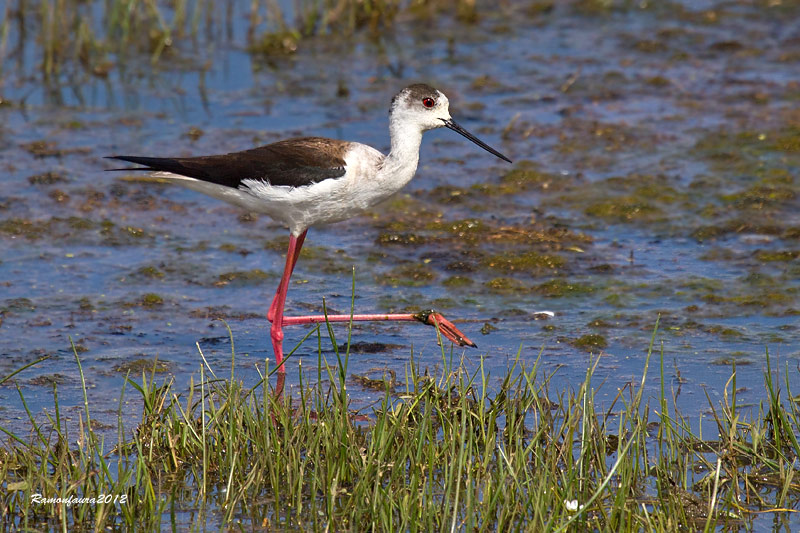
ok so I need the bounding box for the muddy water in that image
[1,1,798,444]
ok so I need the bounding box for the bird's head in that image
[390,84,512,163]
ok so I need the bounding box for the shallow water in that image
[1,0,798,463]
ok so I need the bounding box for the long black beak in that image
[441,118,512,163]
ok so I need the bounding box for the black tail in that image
[104,155,184,173]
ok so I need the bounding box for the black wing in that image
[106,137,348,188]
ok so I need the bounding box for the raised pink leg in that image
[282,311,477,348]
[268,229,307,372]
[267,229,477,374]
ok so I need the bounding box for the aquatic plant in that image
[1,0,489,77]
[1,323,797,530]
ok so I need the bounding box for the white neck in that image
[377,116,424,189]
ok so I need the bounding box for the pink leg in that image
[282,311,477,348]
[267,230,306,323]
[268,229,308,372]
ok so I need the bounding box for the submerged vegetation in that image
[1,326,798,530]
[1,0,483,78]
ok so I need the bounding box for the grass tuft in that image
[3,0,487,77]
[0,323,798,529]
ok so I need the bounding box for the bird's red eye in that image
[422,97,435,108]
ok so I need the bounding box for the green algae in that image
[571,334,608,352]
[139,293,164,307]
[739,272,779,287]
[124,226,145,238]
[445,259,478,273]
[533,279,595,298]
[183,127,204,141]
[175,241,209,253]
[705,326,743,338]
[698,247,737,261]
[425,218,487,236]
[0,218,50,239]
[528,0,554,16]
[27,171,67,185]
[645,75,671,87]
[430,297,457,309]
[483,250,566,274]
[587,318,614,329]
[369,194,441,230]
[480,322,498,335]
[381,264,436,287]
[48,189,70,203]
[99,220,154,246]
[710,355,754,366]
[470,74,504,92]
[632,183,686,205]
[652,273,793,315]
[188,307,262,321]
[133,266,164,279]
[21,140,90,158]
[469,182,511,198]
[549,173,687,226]
[218,243,240,253]
[691,225,729,242]
[351,368,398,390]
[2,298,35,313]
[113,358,170,373]
[499,161,560,191]
[443,275,474,288]
[768,127,800,153]
[425,185,474,205]
[755,250,800,262]
[589,263,614,273]
[376,233,427,246]
[677,277,724,295]
[691,218,787,242]
[556,120,658,154]
[678,320,747,339]
[605,291,636,308]
[633,39,668,53]
[784,227,800,240]
[248,29,300,56]
[702,290,795,308]
[238,213,259,224]
[29,374,73,386]
[264,238,334,261]
[721,184,797,210]
[484,277,527,293]
[692,126,800,175]
[216,269,271,286]
[585,196,663,222]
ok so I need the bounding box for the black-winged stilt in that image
[107,84,512,372]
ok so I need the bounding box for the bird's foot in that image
[414,310,477,348]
